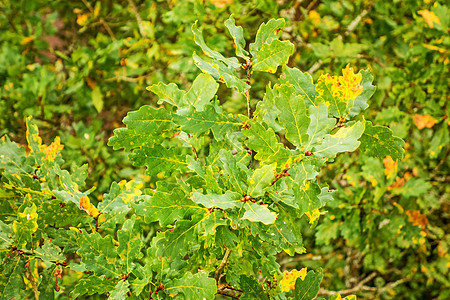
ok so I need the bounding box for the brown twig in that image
[25,261,39,300]
[271,166,291,186]
[127,0,147,38]
[215,247,232,283]
[319,272,377,296]
[217,289,240,299]
[81,0,116,41]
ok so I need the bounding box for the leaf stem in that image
[214,247,231,283]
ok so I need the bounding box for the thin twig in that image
[217,289,240,299]
[81,0,116,41]
[25,261,39,300]
[319,272,377,296]
[215,247,232,283]
[127,0,147,38]
[271,166,291,186]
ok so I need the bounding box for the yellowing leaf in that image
[80,195,100,218]
[308,11,321,26]
[280,268,307,292]
[406,210,429,229]
[41,136,64,162]
[77,14,89,26]
[20,36,34,45]
[210,0,233,8]
[339,64,363,101]
[418,10,441,28]
[383,156,397,179]
[412,114,437,129]
[305,209,320,224]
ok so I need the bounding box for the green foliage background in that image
[0,0,448,299]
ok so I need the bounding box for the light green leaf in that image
[34,240,65,264]
[219,149,247,194]
[130,145,187,176]
[293,181,322,215]
[72,275,116,298]
[183,73,219,110]
[281,66,318,108]
[165,272,216,300]
[191,190,241,210]
[108,280,130,300]
[294,268,323,300]
[108,128,162,151]
[13,196,38,249]
[193,53,249,93]
[225,15,249,59]
[175,104,242,140]
[247,163,276,198]
[0,220,13,249]
[306,102,335,149]
[192,21,240,68]
[98,180,142,229]
[314,122,365,158]
[252,40,294,73]
[147,82,185,107]
[242,202,277,225]
[133,189,199,227]
[275,84,310,150]
[239,275,269,300]
[122,105,175,135]
[92,85,103,113]
[241,118,283,162]
[117,217,143,273]
[187,156,222,193]
[359,121,404,160]
[315,76,347,119]
[250,18,285,60]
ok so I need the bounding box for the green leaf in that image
[147,82,185,107]
[92,85,103,113]
[98,180,142,229]
[252,40,294,73]
[241,119,283,162]
[193,53,249,93]
[0,255,25,298]
[117,217,143,273]
[130,145,187,176]
[293,181,322,215]
[219,149,247,194]
[183,73,219,110]
[247,163,276,198]
[306,103,335,149]
[242,202,277,225]
[155,215,204,259]
[191,21,240,68]
[294,268,323,300]
[122,105,175,136]
[165,272,216,300]
[239,275,269,300]
[281,66,318,108]
[108,128,162,151]
[133,188,199,227]
[250,18,285,60]
[314,121,365,158]
[191,190,241,210]
[0,220,13,249]
[187,156,222,193]
[175,104,242,140]
[72,275,116,298]
[13,195,38,249]
[315,75,347,119]
[359,121,405,161]
[274,84,310,150]
[348,70,376,117]
[34,240,65,264]
[108,280,130,300]
[225,15,249,59]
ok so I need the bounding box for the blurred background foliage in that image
[0,0,448,298]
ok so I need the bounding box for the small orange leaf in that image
[418,10,441,28]
[77,14,89,26]
[383,156,397,179]
[412,114,437,129]
[406,210,429,229]
[305,209,320,224]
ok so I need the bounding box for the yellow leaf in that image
[383,156,397,179]
[305,209,320,224]
[280,268,307,292]
[339,64,363,101]
[77,14,89,26]
[41,136,64,162]
[412,114,437,129]
[308,10,321,26]
[210,0,233,8]
[20,36,34,45]
[418,10,441,28]
[80,195,100,218]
